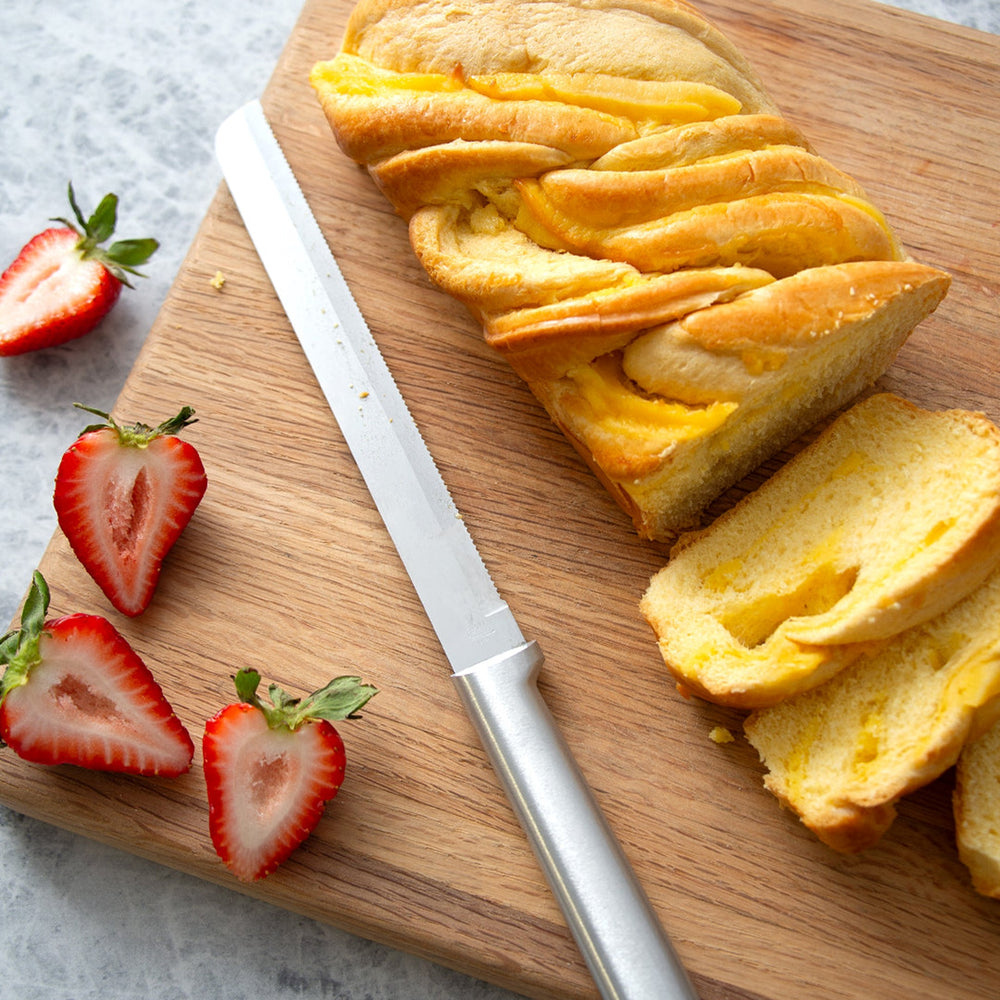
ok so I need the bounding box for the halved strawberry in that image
[203,668,378,881]
[54,403,208,616]
[0,572,194,776]
[0,183,158,356]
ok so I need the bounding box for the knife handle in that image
[452,641,699,1000]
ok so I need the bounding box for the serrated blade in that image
[215,100,524,673]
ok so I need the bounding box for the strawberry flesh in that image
[0,227,122,355]
[54,406,208,616]
[204,703,346,881]
[203,669,378,881]
[0,573,194,776]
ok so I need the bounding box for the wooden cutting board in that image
[3,0,999,997]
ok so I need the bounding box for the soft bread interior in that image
[744,566,1000,853]
[640,394,1000,708]
[955,719,1000,897]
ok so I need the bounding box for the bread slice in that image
[954,716,1000,896]
[640,394,1000,708]
[310,0,950,541]
[744,566,1000,853]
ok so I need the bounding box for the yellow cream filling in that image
[465,72,741,125]
[567,353,735,444]
[515,176,896,252]
[781,713,824,798]
[312,55,740,127]
[311,54,465,96]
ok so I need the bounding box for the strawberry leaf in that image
[234,667,263,703]
[86,192,119,244]
[63,181,88,233]
[295,675,379,726]
[107,238,160,270]
[153,405,198,437]
[267,682,301,715]
[51,183,158,288]
[229,667,378,732]
[0,571,50,702]
[18,571,49,637]
[70,402,117,437]
[70,402,198,444]
[0,630,18,663]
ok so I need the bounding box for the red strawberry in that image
[54,403,208,617]
[0,183,158,356]
[203,668,378,881]
[0,572,194,776]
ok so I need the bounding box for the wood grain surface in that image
[2,1,999,998]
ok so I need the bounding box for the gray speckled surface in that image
[0,1,997,998]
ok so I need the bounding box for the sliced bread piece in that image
[640,393,1000,708]
[744,566,1000,853]
[954,716,1000,897]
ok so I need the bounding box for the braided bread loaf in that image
[310,0,950,540]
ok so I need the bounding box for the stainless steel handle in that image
[452,642,699,1000]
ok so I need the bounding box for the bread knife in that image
[215,99,698,1000]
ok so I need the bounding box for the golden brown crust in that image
[340,0,780,113]
[371,141,576,218]
[317,72,638,163]
[523,146,867,228]
[311,0,950,540]
[591,113,812,170]
[659,260,943,350]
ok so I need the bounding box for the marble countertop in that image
[1,1,997,998]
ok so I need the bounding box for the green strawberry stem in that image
[73,402,198,445]
[234,668,378,732]
[0,571,51,705]
[52,182,159,288]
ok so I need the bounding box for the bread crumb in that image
[209,270,226,290]
[709,726,735,744]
